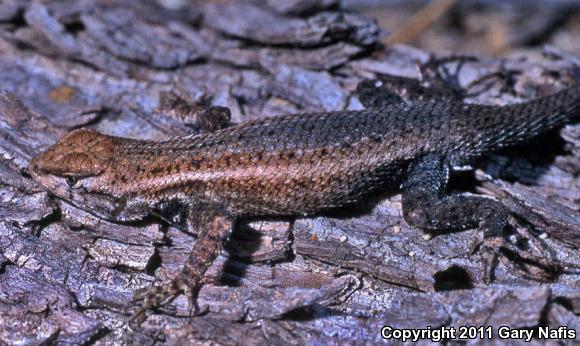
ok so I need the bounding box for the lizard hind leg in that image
[400,154,553,283]
[130,206,234,324]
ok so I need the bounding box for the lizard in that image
[27,81,580,323]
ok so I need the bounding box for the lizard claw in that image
[470,231,506,284]
[128,274,208,324]
[182,283,208,317]
[470,226,559,284]
[128,281,180,325]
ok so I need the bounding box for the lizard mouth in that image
[28,153,75,197]
[28,151,148,223]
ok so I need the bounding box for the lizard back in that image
[108,85,580,215]
[30,85,580,217]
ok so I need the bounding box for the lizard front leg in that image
[400,154,555,282]
[131,205,234,323]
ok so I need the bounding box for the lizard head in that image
[29,128,114,179]
[28,128,148,221]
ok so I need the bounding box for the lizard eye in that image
[65,176,81,188]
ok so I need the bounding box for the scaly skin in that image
[28,84,580,323]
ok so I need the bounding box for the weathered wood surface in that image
[0,1,578,345]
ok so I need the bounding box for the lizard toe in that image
[472,226,560,284]
[129,280,182,323]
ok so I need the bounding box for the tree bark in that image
[0,1,578,345]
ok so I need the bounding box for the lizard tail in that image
[480,84,580,150]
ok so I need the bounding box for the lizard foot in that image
[470,226,559,284]
[470,229,509,284]
[129,274,205,325]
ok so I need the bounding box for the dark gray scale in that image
[155,199,190,231]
